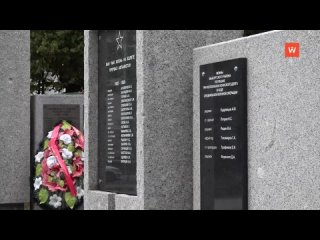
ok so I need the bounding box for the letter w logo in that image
[288,47,296,53]
[285,42,300,58]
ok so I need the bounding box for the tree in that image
[31,30,84,94]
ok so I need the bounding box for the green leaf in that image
[35,164,42,176]
[67,144,75,152]
[43,139,49,150]
[38,188,49,204]
[74,150,82,157]
[61,120,72,130]
[48,176,53,183]
[64,192,77,209]
[58,180,65,187]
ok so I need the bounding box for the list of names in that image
[200,58,247,210]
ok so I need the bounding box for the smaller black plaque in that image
[43,104,81,136]
[200,58,247,210]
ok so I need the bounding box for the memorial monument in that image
[193,30,320,210]
[84,30,243,210]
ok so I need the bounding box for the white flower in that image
[47,131,53,139]
[34,177,42,190]
[35,151,44,163]
[76,186,84,199]
[67,166,73,174]
[62,148,73,160]
[46,156,57,169]
[49,194,62,208]
[59,134,72,144]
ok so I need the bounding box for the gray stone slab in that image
[0,30,30,204]
[85,191,115,210]
[85,30,243,210]
[31,94,84,158]
[194,30,320,210]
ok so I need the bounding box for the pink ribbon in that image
[49,124,77,197]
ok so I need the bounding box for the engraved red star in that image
[116,31,123,50]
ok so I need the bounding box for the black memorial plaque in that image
[43,104,81,136]
[200,58,247,210]
[98,30,137,195]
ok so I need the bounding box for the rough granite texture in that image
[193,30,320,210]
[85,30,243,210]
[0,31,30,204]
[84,30,101,210]
[85,190,115,210]
[142,30,243,210]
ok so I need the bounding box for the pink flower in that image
[73,127,85,149]
[44,149,51,159]
[64,129,75,136]
[42,172,67,192]
[75,138,84,150]
[72,163,84,178]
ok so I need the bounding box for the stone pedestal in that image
[193,30,320,210]
[84,30,243,210]
[0,30,30,205]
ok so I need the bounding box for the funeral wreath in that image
[33,120,84,210]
